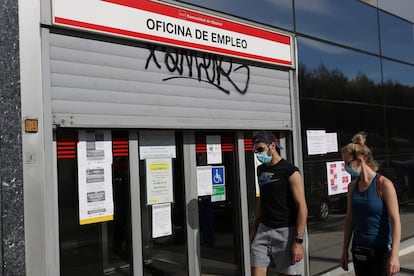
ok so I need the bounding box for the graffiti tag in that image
[145,45,250,94]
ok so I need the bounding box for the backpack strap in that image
[376,174,382,198]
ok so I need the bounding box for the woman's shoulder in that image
[377,174,395,193]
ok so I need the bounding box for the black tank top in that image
[257,159,299,228]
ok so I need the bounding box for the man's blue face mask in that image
[255,151,272,164]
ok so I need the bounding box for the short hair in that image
[252,131,276,145]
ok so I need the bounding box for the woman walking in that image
[340,133,401,276]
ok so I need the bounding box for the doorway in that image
[56,129,133,276]
[138,130,245,276]
[195,132,244,276]
[55,129,295,276]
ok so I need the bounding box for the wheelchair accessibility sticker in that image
[211,166,225,202]
[212,166,225,185]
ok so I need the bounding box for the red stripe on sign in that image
[102,0,291,45]
[113,137,129,157]
[195,136,206,153]
[195,135,234,153]
[221,135,234,152]
[244,135,253,151]
[57,139,77,159]
[54,17,292,65]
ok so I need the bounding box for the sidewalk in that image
[320,238,414,276]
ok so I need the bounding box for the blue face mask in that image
[256,151,272,164]
[345,164,361,176]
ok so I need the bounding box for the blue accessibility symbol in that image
[212,166,225,185]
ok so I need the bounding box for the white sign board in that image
[152,203,172,238]
[306,130,339,155]
[139,131,176,160]
[196,166,213,196]
[51,0,293,66]
[146,158,174,205]
[326,161,350,195]
[206,135,222,164]
[77,130,114,225]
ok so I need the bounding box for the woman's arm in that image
[381,177,401,276]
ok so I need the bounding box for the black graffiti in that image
[145,45,250,94]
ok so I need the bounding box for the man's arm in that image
[289,171,308,263]
[250,198,262,244]
[289,171,308,238]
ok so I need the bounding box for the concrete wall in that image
[0,0,26,275]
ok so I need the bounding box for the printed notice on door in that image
[77,130,114,225]
[146,158,174,205]
[206,135,222,164]
[326,161,350,196]
[139,131,176,160]
[196,166,213,196]
[306,130,339,155]
[152,203,172,238]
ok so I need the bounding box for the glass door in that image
[138,130,189,276]
[56,129,133,276]
[243,131,300,276]
[195,132,244,276]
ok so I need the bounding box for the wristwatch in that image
[294,237,304,244]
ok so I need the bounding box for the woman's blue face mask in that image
[345,163,361,176]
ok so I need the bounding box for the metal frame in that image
[40,0,51,25]
[183,131,200,276]
[290,36,310,276]
[129,131,144,275]
[21,0,61,273]
[237,132,252,276]
[42,28,61,276]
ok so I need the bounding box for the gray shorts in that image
[251,223,304,275]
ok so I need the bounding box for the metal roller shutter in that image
[48,32,293,130]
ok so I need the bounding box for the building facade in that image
[1,0,414,275]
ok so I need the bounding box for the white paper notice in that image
[152,203,172,238]
[326,161,350,196]
[77,130,114,225]
[139,131,176,160]
[197,166,213,196]
[146,158,174,205]
[326,132,338,153]
[206,135,222,164]
[306,130,327,155]
[78,130,113,165]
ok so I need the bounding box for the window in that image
[379,11,414,64]
[295,0,380,54]
[177,0,294,31]
[297,37,382,104]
